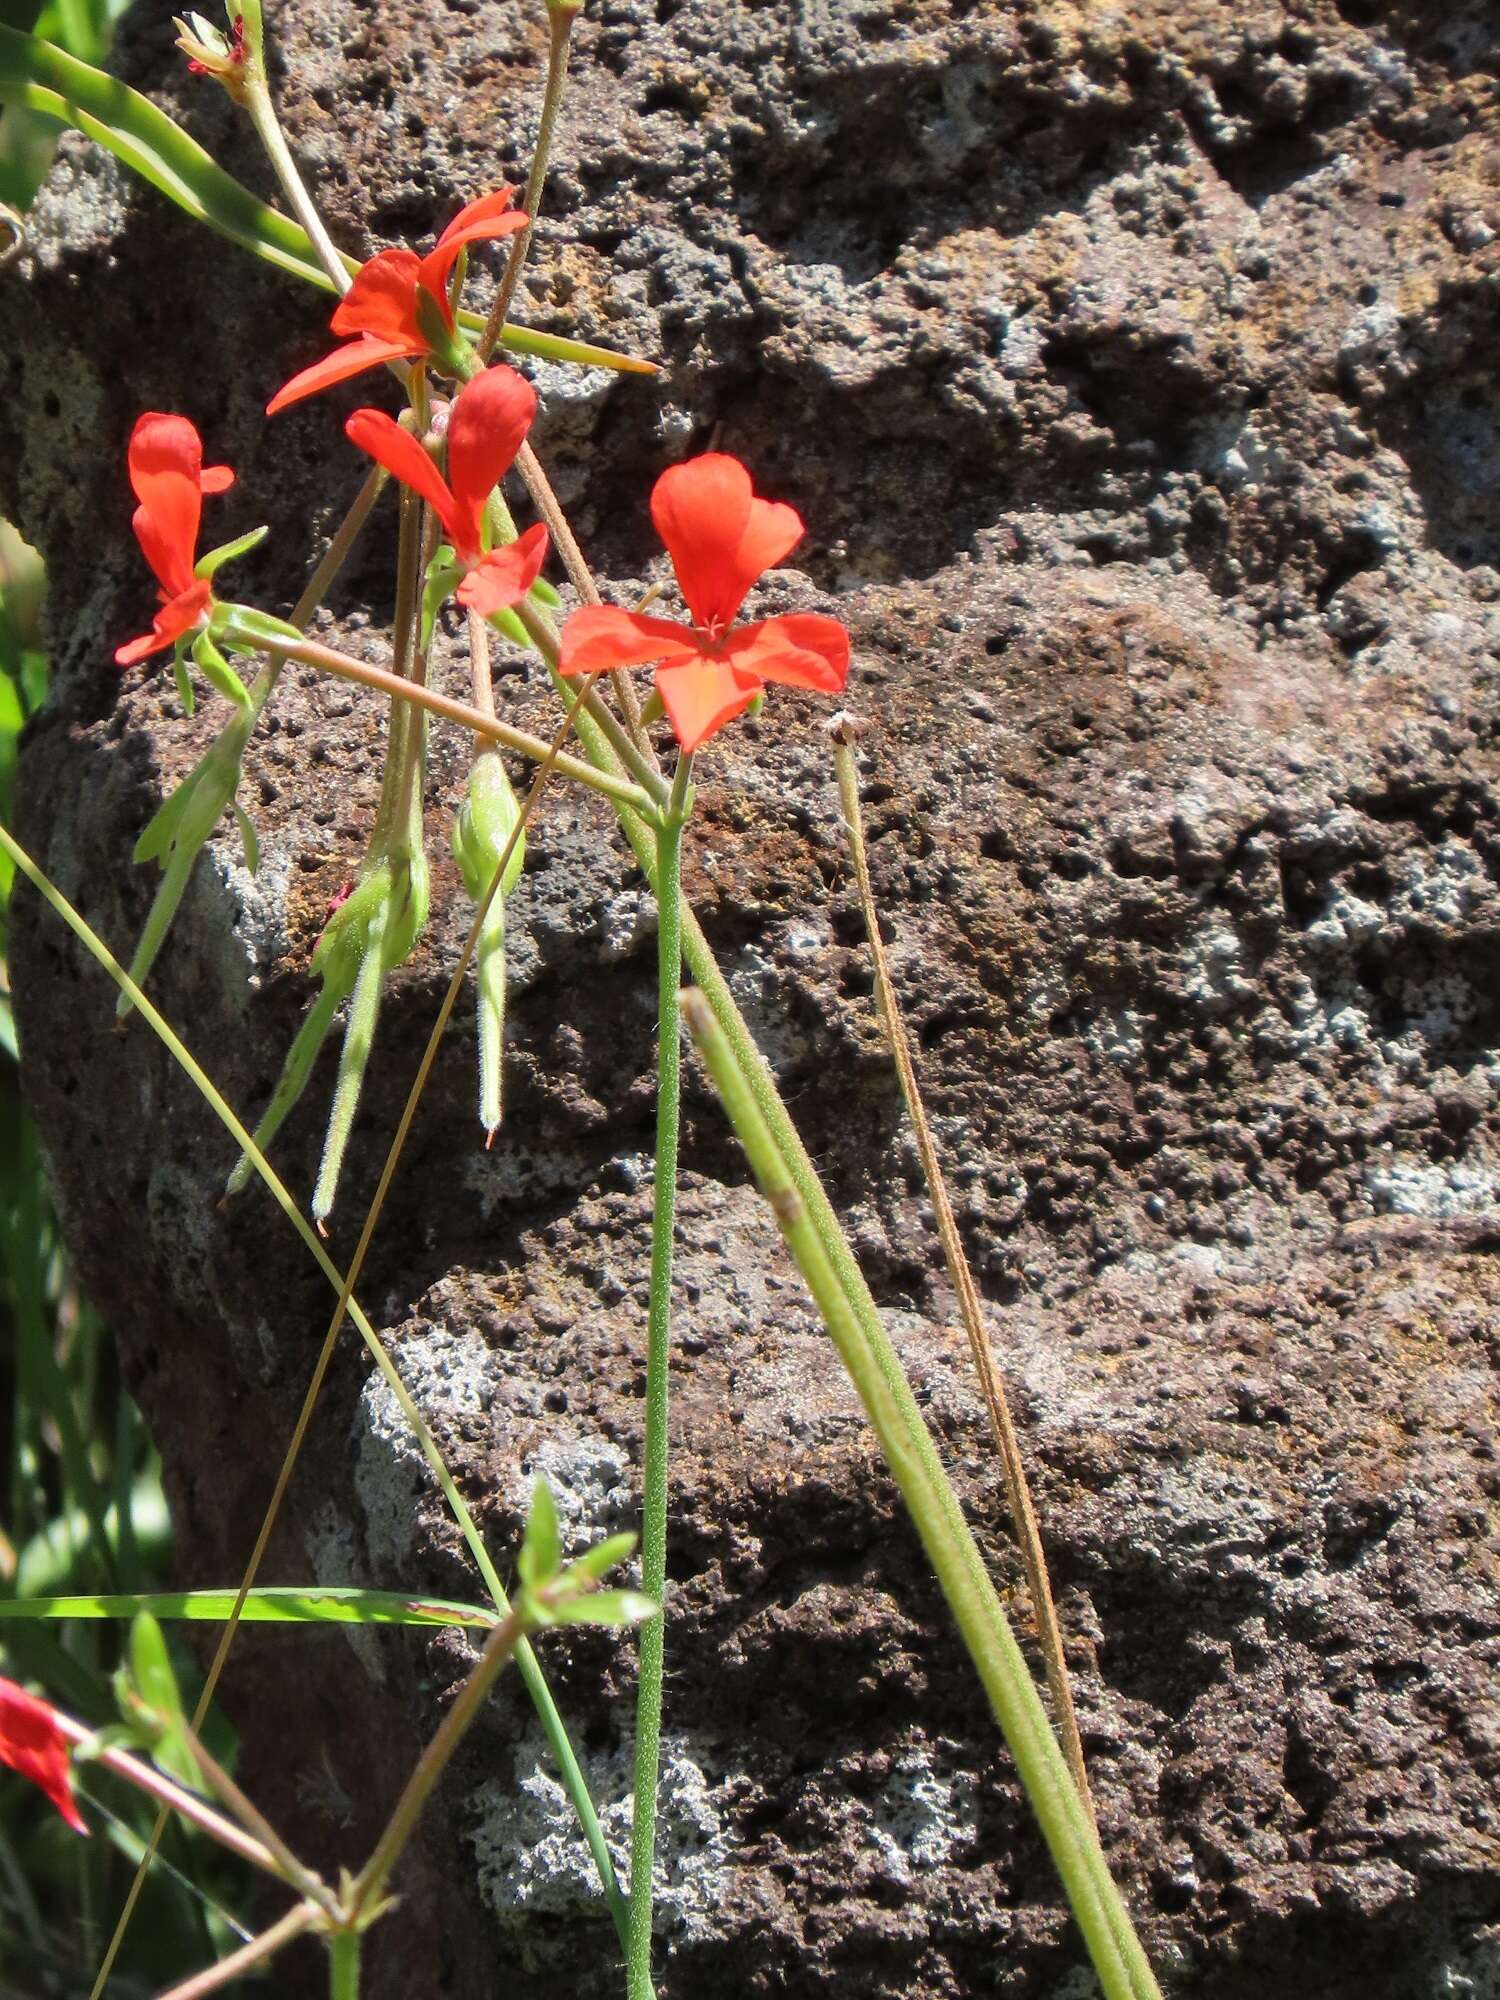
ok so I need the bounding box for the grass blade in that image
[0,1587,497,1627]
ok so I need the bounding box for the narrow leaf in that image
[0,1587,497,1628]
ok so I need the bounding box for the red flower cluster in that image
[345,367,549,617]
[268,191,527,415]
[118,193,851,755]
[115,414,233,666]
[558,454,849,751]
[0,1678,87,1835]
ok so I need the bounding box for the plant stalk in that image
[626,751,692,2000]
[682,990,1161,2000]
[154,1903,317,2000]
[477,3,576,360]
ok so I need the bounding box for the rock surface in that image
[2,0,1498,1994]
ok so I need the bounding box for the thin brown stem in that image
[513,441,651,749]
[352,1606,527,1913]
[184,1734,336,1917]
[250,630,655,814]
[154,1904,318,2000]
[830,723,1095,1821]
[477,7,577,362]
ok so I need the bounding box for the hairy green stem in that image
[626,753,693,2000]
[681,992,1161,2000]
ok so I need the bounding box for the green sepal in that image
[485,607,529,650]
[232,799,260,874]
[529,575,562,610]
[195,524,268,581]
[191,631,252,711]
[639,687,666,727]
[421,546,462,651]
[215,603,302,649]
[172,652,196,718]
[452,752,525,902]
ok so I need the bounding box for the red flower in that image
[267,191,528,415]
[0,1679,88,1835]
[345,367,549,616]
[557,454,849,752]
[115,413,234,667]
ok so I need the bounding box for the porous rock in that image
[1,0,1497,1994]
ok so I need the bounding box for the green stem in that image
[626,753,692,2000]
[477,5,576,361]
[327,1930,360,2000]
[681,992,1162,2000]
[311,898,389,1226]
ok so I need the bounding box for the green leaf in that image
[0,1586,497,1628]
[124,1610,198,1790]
[558,1531,636,1587]
[0,28,332,288]
[517,1481,561,1593]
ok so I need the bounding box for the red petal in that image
[126,413,206,596]
[557,606,704,676]
[435,188,522,250]
[0,1681,87,1835]
[444,367,538,563]
[456,523,550,617]
[420,189,528,303]
[344,409,461,545]
[655,656,760,753]
[722,613,849,691]
[266,334,419,415]
[115,581,213,666]
[330,248,426,344]
[199,465,235,495]
[650,454,803,630]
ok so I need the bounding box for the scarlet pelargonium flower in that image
[345,367,549,616]
[267,192,528,415]
[115,414,234,668]
[0,1679,87,1835]
[557,454,850,752]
